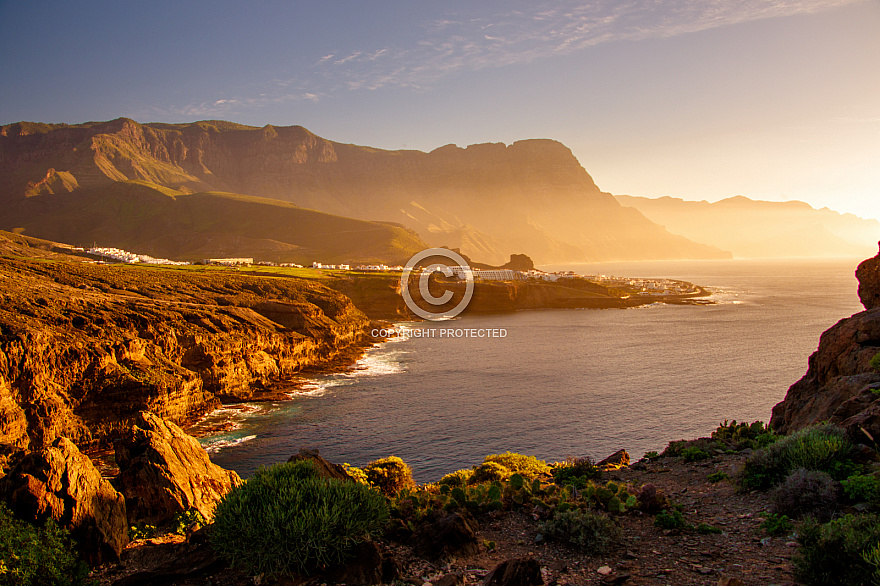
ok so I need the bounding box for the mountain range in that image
[615,195,879,259]
[0,118,728,265]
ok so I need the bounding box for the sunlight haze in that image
[1,0,877,220]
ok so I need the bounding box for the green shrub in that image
[537,509,622,553]
[439,468,474,486]
[695,523,722,535]
[681,447,710,462]
[793,513,880,586]
[643,451,661,460]
[740,423,856,491]
[0,503,92,586]
[483,452,551,478]
[552,457,599,487]
[655,509,690,531]
[783,424,853,475]
[843,474,880,503]
[210,460,388,577]
[760,512,793,537]
[771,468,840,521]
[707,471,729,483]
[470,461,510,484]
[363,456,415,495]
[870,352,880,372]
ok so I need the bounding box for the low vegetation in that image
[537,509,621,553]
[0,503,92,586]
[210,460,388,577]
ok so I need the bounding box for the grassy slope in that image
[0,181,428,264]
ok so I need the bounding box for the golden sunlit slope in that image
[0,181,427,264]
[616,194,880,258]
[0,118,730,264]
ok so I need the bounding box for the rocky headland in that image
[770,243,880,438]
[0,231,372,463]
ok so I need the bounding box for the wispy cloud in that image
[159,0,862,117]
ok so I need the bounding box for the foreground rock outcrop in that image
[771,247,880,436]
[115,411,241,525]
[0,437,128,564]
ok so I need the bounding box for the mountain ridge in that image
[616,194,879,259]
[0,118,730,264]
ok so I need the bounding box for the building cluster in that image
[588,274,698,295]
[312,262,351,270]
[88,247,189,265]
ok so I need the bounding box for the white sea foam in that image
[202,435,257,454]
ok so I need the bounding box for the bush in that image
[210,460,388,577]
[0,503,92,586]
[342,463,369,485]
[483,452,551,478]
[771,468,840,521]
[793,513,880,586]
[783,424,853,476]
[469,461,510,484]
[739,423,856,491]
[654,509,689,531]
[707,471,729,483]
[439,468,474,487]
[537,509,622,553]
[363,456,415,495]
[552,457,599,488]
[695,523,722,535]
[712,420,769,442]
[681,447,710,462]
[760,512,794,537]
[843,474,880,503]
[870,352,880,372]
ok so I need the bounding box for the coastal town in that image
[81,247,702,297]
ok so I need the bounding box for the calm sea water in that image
[197,258,865,483]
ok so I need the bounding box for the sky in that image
[1,0,878,221]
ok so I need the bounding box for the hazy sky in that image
[1,0,878,220]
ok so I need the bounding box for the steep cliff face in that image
[0,118,729,264]
[0,235,371,460]
[771,248,880,437]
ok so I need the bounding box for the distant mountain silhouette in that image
[0,118,729,264]
[616,194,879,258]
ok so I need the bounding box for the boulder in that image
[857,243,880,310]
[482,557,543,586]
[414,512,480,561]
[597,449,630,470]
[0,437,128,565]
[287,447,353,481]
[114,411,241,525]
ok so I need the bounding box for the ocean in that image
[195,258,865,483]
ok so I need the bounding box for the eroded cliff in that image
[0,234,371,461]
